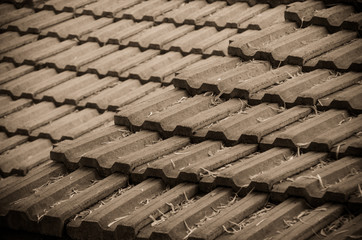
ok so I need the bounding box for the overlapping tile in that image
[40,15,113,41]
[1,0,361,239]
[0,95,32,118]
[78,47,159,78]
[66,178,168,240]
[331,134,362,159]
[198,147,362,205]
[121,23,195,50]
[199,2,270,30]
[0,62,15,74]
[317,83,362,113]
[1,10,73,33]
[0,101,75,135]
[173,56,271,95]
[193,103,296,145]
[131,141,258,185]
[51,122,189,176]
[238,4,286,31]
[228,22,361,71]
[114,86,188,131]
[303,38,362,72]
[77,0,143,18]
[0,37,77,66]
[271,155,362,205]
[0,138,52,176]
[0,3,34,28]
[115,0,184,21]
[215,200,345,240]
[0,64,34,85]
[0,68,76,99]
[252,70,361,107]
[119,52,198,83]
[163,27,237,55]
[29,110,114,142]
[259,109,361,151]
[77,80,160,111]
[50,123,131,170]
[80,133,189,176]
[33,74,118,106]
[0,162,128,237]
[0,32,38,55]
[285,0,361,33]
[0,132,28,155]
[84,20,153,45]
[35,0,97,13]
[154,1,227,26]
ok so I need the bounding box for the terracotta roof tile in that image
[0,62,15,74]
[303,38,362,72]
[174,57,271,95]
[330,134,362,158]
[0,37,77,65]
[1,0,361,238]
[202,2,270,30]
[78,47,159,77]
[2,10,73,33]
[0,101,75,135]
[66,178,166,239]
[50,124,130,170]
[119,52,187,83]
[39,15,113,41]
[0,3,34,27]
[37,43,119,72]
[0,32,38,55]
[154,1,227,26]
[29,110,114,142]
[318,84,362,113]
[238,4,286,31]
[77,79,142,110]
[0,68,76,99]
[35,74,118,105]
[85,20,152,45]
[0,133,28,154]
[286,1,361,33]
[0,64,33,85]
[35,0,97,13]
[115,0,184,21]
[115,86,188,130]
[163,27,237,55]
[124,23,195,50]
[0,95,32,118]
[77,0,143,18]
[0,138,52,176]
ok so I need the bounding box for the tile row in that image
[0,2,275,38]
[0,3,34,28]
[113,84,362,147]
[285,0,362,34]
[0,34,232,75]
[0,95,117,141]
[1,159,360,239]
[173,59,362,113]
[1,48,361,115]
[0,160,128,237]
[65,187,358,240]
[0,132,51,176]
[27,0,287,31]
[3,19,360,75]
[2,1,360,36]
[51,119,362,188]
[228,23,362,71]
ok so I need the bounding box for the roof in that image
[0,0,361,239]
